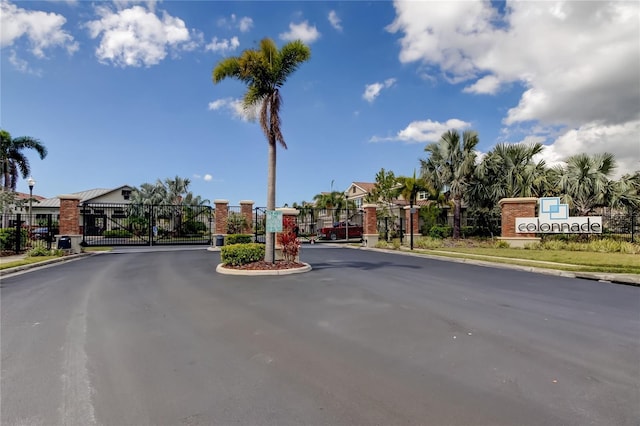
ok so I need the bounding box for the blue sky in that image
[2,0,639,206]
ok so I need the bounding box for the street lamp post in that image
[28,176,35,229]
[345,193,349,241]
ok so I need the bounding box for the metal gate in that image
[82,203,212,246]
[295,207,364,243]
[377,206,404,242]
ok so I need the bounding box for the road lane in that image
[2,247,638,425]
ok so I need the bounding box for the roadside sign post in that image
[266,211,283,263]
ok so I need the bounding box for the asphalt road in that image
[1,246,638,426]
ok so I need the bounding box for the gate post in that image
[57,194,83,254]
[240,200,254,234]
[498,197,540,247]
[363,204,378,248]
[214,199,229,246]
[275,207,299,262]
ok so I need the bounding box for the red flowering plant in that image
[277,229,300,262]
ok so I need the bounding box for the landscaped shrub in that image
[220,243,265,266]
[182,220,207,235]
[375,240,392,249]
[0,228,27,251]
[414,237,444,249]
[226,234,253,245]
[28,246,53,257]
[226,212,248,234]
[103,229,133,238]
[524,238,640,254]
[278,231,300,262]
[429,225,452,239]
[494,240,510,248]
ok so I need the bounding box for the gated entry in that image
[294,207,364,242]
[82,202,213,246]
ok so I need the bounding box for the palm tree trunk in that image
[265,141,276,262]
[453,197,462,239]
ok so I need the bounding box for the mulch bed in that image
[222,260,306,270]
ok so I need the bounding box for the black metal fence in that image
[588,210,637,243]
[81,203,213,246]
[0,213,57,254]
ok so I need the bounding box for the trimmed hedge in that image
[428,225,452,239]
[103,229,133,238]
[0,228,27,250]
[220,243,265,266]
[226,234,253,245]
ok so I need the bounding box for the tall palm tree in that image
[1,129,47,192]
[163,176,191,205]
[397,170,432,249]
[555,152,617,215]
[476,142,550,200]
[610,171,640,211]
[421,129,479,239]
[213,38,311,262]
[314,191,347,223]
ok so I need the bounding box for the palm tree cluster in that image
[418,129,639,238]
[131,176,209,206]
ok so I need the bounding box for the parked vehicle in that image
[31,227,49,240]
[317,221,363,241]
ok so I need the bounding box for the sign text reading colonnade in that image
[515,198,602,234]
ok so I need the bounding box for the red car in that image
[317,221,363,241]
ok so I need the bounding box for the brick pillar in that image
[404,206,421,235]
[58,195,81,235]
[276,207,299,261]
[57,194,83,254]
[498,197,540,247]
[363,204,378,247]
[240,200,254,234]
[214,199,229,237]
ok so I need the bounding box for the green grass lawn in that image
[0,256,60,270]
[424,247,640,274]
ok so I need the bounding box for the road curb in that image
[0,252,95,277]
[349,245,640,287]
[216,262,312,276]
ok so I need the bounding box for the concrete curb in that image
[349,246,640,287]
[0,252,96,277]
[216,262,312,276]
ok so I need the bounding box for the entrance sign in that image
[266,210,283,233]
[515,197,602,233]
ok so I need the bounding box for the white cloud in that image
[7,49,42,76]
[328,10,342,32]
[208,97,258,121]
[217,14,253,32]
[387,1,640,173]
[279,21,320,44]
[193,173,214,182]
[0,1,78,58]
[537,121,640,178]
[463,75,501,95]
[370,118,471,144]
[85,4,194,67]
[363,78,396,103]
[238,17,253,33]
[205,36,239,54]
